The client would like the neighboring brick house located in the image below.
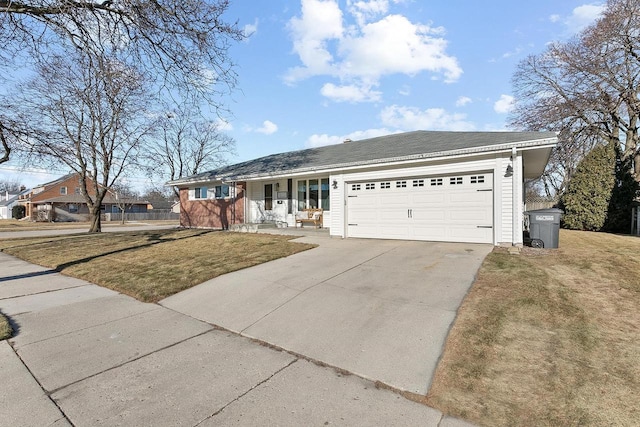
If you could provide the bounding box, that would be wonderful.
[20,173,148,222]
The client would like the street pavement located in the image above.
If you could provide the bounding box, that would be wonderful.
[0,231,485,426]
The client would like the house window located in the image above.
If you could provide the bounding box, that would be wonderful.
[298,181,307,210]
[74,187,80,194]
[60,186,67,195]
[470,175,485,184]
[412,179,424,187]
[214,184,230,199]
[194,187,207,199]
[450,177,463,185]
[380,182,391,189]
[264,184,273,211]
[396,181,407,188]
[309,179,319,208]
[430,178,443,186]
[299,178,330,210]
[320,178,330,210]
[365,183,375,190]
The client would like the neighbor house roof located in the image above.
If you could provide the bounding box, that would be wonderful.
[167,130,558,185]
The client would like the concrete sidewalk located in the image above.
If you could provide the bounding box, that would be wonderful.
[0,250,476,426]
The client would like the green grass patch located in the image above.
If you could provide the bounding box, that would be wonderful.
[0,229,315,303]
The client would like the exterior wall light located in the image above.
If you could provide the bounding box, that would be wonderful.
[505,164,513,177]
[332,180,338,189]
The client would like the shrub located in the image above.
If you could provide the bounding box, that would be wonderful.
[12,205,26,220]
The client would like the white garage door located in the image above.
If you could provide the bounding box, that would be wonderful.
[346,173,493,243]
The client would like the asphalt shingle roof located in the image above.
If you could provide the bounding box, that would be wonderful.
[169,130,557,185]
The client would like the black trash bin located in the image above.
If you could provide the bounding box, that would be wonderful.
[524,208,563,249]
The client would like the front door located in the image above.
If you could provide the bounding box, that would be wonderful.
[264,184,273,212]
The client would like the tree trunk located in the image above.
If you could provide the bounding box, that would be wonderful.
[88,206,102,232]
[121,208,125,225]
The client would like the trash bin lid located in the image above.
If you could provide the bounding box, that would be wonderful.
[524,208,564,215]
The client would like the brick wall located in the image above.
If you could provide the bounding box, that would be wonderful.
[30,175,87,203]
[179,182,245,229]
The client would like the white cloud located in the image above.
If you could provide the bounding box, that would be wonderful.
[286,0,462,101]
[214,118,233,131]
[455,96,472,107]
[306,127,396,148]
[243,19,259,40]
[320,82,382,102]
[562,4,605,34]
[347,0,390,26]
[494,94,514,114]
[398,85,410,96]
[286,0,344,82]
[380,104,475,131]
[256,120,278,135]
[339,15,461,82]
[549,14,561,23]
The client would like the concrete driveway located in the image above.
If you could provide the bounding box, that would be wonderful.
[0,238,483,426]
[162,235,492,394]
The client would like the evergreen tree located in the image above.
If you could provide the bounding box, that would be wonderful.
[604,146,639,233]
[561,143,616,231]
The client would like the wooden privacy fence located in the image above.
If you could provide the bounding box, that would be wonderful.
[525,196,559,211]
[105,211,179,222]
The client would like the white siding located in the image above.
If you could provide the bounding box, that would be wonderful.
[498,152,524,245]
[329,174,345,237]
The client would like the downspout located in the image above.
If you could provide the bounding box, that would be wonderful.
[512,146,518,246]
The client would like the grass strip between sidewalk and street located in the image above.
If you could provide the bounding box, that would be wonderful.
[0,229,315,303]
[426,229,640,426]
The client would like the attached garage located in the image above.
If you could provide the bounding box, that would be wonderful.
[168,131,557,246]
[346,173,493,243]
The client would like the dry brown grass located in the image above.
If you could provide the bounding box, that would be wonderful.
[0,229,314,302]
[426,229,640,426]
[0,219,179,231]
[0,312,11,340]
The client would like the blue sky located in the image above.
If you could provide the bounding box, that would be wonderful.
[1,0,605,190]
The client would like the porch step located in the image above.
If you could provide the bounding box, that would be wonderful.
[229,222,286,233]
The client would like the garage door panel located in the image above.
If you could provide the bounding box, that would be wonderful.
[411,193,446,204]
[448,192,491,204]
[448,226,493,244]
[346,173,494,244]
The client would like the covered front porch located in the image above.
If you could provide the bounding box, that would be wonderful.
[245,176,332,229]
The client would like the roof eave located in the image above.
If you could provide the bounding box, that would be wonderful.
[167,137,558,186]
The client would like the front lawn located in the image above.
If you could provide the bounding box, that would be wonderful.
[0,229,315,302]
[426,230,640,426]
[0,219,179,232]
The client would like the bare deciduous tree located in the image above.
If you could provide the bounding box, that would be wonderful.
[510,0,640,195]
[0,0,245,163]
[148,105,235,197]
[111,182,140,224]
[9,52,155,232]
